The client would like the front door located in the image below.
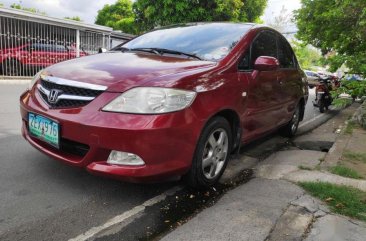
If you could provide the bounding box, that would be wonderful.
[238,31,283,141]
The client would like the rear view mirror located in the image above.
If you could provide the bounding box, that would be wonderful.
[253,56,280,71]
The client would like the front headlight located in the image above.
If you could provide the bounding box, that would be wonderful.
[102,87,196,114]
[28,70,43,90]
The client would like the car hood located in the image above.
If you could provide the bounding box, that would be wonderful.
[45,52,217,92]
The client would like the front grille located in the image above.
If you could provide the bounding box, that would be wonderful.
[40,79,102,97]
[60,138,90,157]
[39,91,89,108]
[37,76,106,109]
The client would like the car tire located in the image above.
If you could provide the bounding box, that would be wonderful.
[185,116,232,188]
[280,104,300,137]
[319,101,325,113]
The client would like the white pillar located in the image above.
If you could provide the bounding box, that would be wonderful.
[76,29,80,57]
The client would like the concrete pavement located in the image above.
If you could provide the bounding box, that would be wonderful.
[159,103,366,241]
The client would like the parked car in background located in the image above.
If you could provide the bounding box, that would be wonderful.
[344,73,364,81]
[20,23,308,188]
[0,43,87,76]
[304,70,320,88]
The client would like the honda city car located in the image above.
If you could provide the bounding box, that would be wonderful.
[20,23,308,188]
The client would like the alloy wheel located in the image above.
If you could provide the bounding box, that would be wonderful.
[291,107,300,133]
[201,128,229,180]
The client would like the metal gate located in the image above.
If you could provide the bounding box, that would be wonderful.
[0,8,133,78]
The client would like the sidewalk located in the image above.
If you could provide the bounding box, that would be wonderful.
[160,103,366,241]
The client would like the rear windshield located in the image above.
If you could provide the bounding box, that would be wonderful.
[121,23,252,61]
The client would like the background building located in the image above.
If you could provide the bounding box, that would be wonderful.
[0,7,134,78]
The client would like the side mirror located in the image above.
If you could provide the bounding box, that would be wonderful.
[253,56,280,71]
[98,47,107,54]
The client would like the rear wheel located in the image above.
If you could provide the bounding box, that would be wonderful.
[319,101,325,113]
[185,117,232,188]
[280,104,300,137]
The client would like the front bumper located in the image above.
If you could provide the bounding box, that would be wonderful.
[20,90,204,182]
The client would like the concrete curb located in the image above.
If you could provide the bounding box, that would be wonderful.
[284,170,366,192]
[0,78,31,85]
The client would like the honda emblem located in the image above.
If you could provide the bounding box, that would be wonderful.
[48,89,61,103]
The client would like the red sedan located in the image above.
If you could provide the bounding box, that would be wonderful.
[20,23,308,188]
[1,43,86,75]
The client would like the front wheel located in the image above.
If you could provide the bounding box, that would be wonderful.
[185,117,232,188]
[280,104,300,137]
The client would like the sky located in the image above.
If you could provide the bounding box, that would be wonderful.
[0,0,302,26]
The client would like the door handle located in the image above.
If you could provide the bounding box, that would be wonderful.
[279,80,283,85]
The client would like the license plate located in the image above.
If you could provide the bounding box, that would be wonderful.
[28,113,60,148]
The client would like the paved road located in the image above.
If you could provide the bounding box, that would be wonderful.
[0,84,323,240]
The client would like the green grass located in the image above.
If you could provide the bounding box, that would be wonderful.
[344,121,356,135]
[343,150,366,163]
[332,98,353,108]
[298,165,313,171]
[329,165,362,179]
[299,182,366,221]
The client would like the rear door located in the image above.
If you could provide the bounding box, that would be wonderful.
[238,30,283,141]
[276,35,303,124]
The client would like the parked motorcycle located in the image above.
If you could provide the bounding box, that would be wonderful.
[313,77,333,113]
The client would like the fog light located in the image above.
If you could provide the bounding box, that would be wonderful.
[107,151,145,166]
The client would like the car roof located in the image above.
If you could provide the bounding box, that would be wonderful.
[155,22,256,30]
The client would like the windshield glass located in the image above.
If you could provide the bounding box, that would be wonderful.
[121,23,253,61]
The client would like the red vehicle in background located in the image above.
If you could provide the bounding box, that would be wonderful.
[0,43,87,76]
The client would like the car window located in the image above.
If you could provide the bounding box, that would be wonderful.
[121,23,253,61]
[277,36,296,68]
[31,44,44,51]
[31,43,67,52]
[238,51,250,70]
[250,31,277,68]
[51,45,67,52]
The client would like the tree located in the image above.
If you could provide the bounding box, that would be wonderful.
[95,0,138,34]
[64,16,83,22]
[10,3,47,15]
[291,40,324,70]
[295,0,366,73]
[133,0,267,32]
[268,5,292,33]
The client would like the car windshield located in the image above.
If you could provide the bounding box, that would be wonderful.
[120,23,253,61]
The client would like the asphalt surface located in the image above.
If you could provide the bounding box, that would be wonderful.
[0,84,327,241]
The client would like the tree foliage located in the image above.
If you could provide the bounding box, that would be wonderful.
[331,80,366,108]
[268,6,292,33]
[95,0,137,34]
[295,0,366,73]
[10,3,47,15]
[291,40,324,70]
[95,0,267,34]
[133,0,267,32]
[64,16,83,22]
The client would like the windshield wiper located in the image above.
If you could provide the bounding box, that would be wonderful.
[130,47,203,60]
[112,46,130,52]
[129,48,161,55]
